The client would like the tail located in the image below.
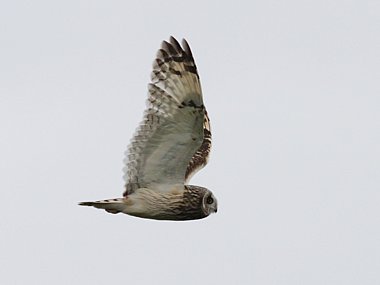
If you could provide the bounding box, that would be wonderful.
[78,198,125,214]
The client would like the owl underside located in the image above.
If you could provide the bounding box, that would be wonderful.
[79,185,208,221]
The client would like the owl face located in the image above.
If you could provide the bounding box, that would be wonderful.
[202,191,218,216]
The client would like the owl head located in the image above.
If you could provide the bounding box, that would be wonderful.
[181,185,218,220]
[202,190,218,216]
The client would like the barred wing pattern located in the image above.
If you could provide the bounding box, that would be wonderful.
[123,37,210,196]
[185,110,212,183]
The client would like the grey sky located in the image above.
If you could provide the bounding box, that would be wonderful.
[1,0,379,284]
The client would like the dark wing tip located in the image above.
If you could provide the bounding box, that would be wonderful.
[181,38,194,58]
[169,36,183,54]
[158,37,194,61]
[161,40,178,56]
[156,48,169,60]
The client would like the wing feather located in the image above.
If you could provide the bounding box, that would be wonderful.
[123,37,206,196]
[185,110,212,183]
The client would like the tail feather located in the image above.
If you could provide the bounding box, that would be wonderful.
[78,198,125,214]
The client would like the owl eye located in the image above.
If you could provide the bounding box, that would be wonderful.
[206,196,214,204]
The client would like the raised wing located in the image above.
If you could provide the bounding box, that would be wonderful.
[185,110,212,183]
[123,37,205,196]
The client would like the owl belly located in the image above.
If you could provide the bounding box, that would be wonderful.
[122,187,204,221]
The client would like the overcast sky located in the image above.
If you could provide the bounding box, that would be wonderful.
[1,1,379,284]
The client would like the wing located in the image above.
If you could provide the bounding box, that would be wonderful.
[123,37,205,196]
[184,110,212,183]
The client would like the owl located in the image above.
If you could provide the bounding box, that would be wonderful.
[79,37,217,221]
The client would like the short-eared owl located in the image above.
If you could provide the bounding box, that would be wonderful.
[79,37,217,221]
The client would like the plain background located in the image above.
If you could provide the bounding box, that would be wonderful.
[1,1,379,284]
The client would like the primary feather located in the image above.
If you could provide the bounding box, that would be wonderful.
[123,37,209,195]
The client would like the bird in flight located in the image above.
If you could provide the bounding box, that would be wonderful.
[79,37,217,221]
